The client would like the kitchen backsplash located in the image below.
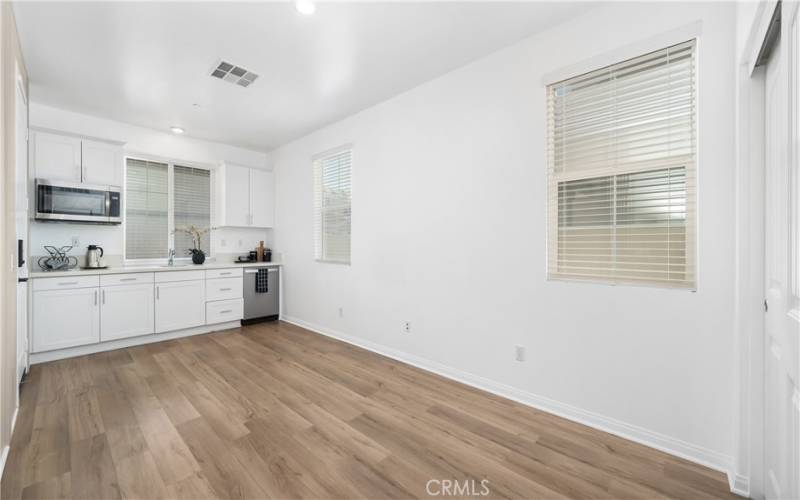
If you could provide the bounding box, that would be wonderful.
[30,221,272,263]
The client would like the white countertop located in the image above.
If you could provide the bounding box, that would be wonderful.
[29,260,281,278]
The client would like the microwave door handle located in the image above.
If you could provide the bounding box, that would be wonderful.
[105,191,111,217]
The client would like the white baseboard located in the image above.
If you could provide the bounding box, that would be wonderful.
[281,316,735,481]
[728,472,750,497]
[0,407,19,485]
[0,445,8,483]
[30,321,241,364]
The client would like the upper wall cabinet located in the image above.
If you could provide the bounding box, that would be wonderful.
[215,162,274,228]
[32,129,123,186]
[81,139,123,186]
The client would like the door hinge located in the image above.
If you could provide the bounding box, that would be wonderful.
[764,299,769,312]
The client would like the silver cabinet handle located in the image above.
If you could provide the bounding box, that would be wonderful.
[102,289,106,304]
[219,272,231,276]
[59,281,79,286]
[220,309,232,314]
[94,290,98,305]
[219,287,231,291]
[119,277,136,282]
[156,286,160,300]
[244,270,258,274]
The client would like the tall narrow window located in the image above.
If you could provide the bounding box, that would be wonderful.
[174,165,211,256]
[314,147,352,264]
[547,40,697,289]
[125,159,168,259]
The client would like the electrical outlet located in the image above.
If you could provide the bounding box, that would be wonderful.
[238,239,243,248]
[220,239,227,248]
[338,307,344,318]
[71,236,80,248]
[515,345,525,362]
[403,321,411,333]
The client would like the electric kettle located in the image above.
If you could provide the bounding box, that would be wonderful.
[86,245,105,268]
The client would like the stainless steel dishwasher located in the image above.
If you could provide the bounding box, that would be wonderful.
[242,266,279,324]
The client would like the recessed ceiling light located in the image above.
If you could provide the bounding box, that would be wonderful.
[170,126,185,134]
[295,0,315,15]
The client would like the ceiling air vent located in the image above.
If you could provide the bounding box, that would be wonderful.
[210,61,259,88]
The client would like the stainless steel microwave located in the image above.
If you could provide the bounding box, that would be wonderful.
[35,179,121,224]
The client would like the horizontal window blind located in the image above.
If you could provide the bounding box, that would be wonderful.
[174,165,211,256]
[547,40,696,288]
[126,159,168,259]
[314,148,352,264]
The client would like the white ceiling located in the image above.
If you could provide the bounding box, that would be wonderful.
[14,1,590,152]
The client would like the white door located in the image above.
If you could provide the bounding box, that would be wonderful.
[155,280,205,333]
[764,5,800,498]
[32,288,100,352]
[100,284,154,341]
[82,139,122,186]
[15,66,28,386]
[250,168,274,228]
[224,163,251,226]
[32,131,82,182]
[16,282,27,383]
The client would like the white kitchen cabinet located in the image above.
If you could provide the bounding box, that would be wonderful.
[155,279,206,333]
[32,129,123,186]
[206,298,243,324]
[32,130,82,182]
[100,284,155,341]
[250,168,275,228]
[216,162,274,228]
[82,139,122,186]
[32,287,100,352]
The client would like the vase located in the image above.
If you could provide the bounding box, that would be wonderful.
[191,250,206,265]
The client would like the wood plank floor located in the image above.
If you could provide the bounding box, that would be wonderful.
[2,321,737,500]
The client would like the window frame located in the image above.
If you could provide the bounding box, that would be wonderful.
[123,154,214,265]
[545,40,698,290]
[313,144,353,265]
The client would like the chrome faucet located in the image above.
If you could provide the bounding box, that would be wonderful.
[167,248,175,266]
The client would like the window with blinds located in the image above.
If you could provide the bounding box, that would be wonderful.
[314,148,352,264]
[126,159,168,259]
[125,159,212,261]
[174,165,211,256]
[547,40,696,289]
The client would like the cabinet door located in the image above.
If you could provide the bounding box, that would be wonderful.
[100,284,154,341]
[223,163,251,227]
[82,140,122,186]
[33,131,82,182]
[154,280,206,333]
[250,169,274,228]
[32,287,99,352]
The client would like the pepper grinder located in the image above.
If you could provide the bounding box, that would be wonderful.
[257,241,265,262]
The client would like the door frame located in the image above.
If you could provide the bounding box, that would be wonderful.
[734,1,800,497]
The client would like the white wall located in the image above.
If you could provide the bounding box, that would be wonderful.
[272,1,737,472]
[29,102,272,260]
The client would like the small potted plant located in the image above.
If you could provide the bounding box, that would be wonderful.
[173,224,212,265]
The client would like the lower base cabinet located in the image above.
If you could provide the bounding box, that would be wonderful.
[155,279,206,333]
[206,298,243,324]
[33,287,100,352]
[100,284,155,341]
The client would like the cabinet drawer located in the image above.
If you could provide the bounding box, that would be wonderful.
[206,277,243,301]
[155,269,206,283]
[206,298,243,324]
[100,272,154,286]
[33,275,99,291]
[206,268,243,279]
